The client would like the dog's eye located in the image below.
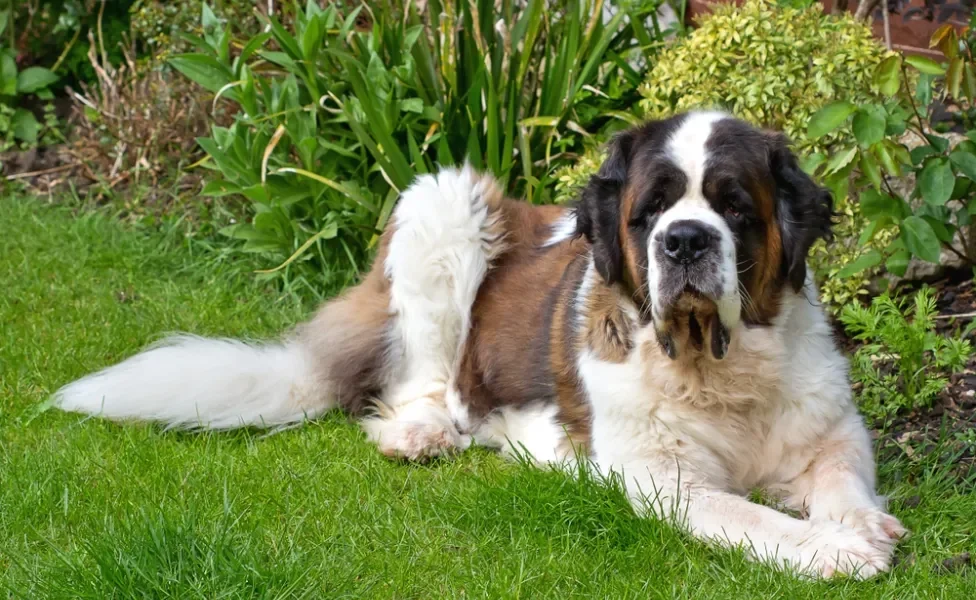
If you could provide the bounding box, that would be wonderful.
[630,194,663,227]
[723,192,748,219]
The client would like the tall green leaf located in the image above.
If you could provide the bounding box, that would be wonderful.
[901,216,942,263]
[918,157,955,206]
[16,66,58,94]
[808,101,856,140]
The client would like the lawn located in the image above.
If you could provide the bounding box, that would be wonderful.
[2,196,975,598]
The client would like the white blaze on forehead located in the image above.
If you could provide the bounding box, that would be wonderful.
[647,110,741,330]
[665,111,728,197]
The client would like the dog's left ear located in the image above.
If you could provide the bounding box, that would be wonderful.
[575,129,636,285]
[767,132,834,292]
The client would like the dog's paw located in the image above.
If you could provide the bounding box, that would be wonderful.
[378,420,466,461]
[839,508,907,551]
[362,397,469,462]
[792,519,893,580]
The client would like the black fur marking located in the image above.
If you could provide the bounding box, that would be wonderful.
[710,321,730,360]
[575,116,687,287]
[575,130,634,285]
[767,132,835,292]
[657,330,677,360]
[688,313,704,352]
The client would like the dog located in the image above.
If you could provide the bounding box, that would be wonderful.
[55,111,905,579]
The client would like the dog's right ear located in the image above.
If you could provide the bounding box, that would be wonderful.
[575,130,635,285]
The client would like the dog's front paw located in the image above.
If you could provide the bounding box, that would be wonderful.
[361,396,469,462]
[793,519,893,579]
[838,507,907,551]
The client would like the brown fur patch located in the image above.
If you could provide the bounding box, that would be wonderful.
[742,181,785,324]
[548,255,592,448]
[583,284,633,364]
[300,228,395,415]
[650,293,722,360]
[618,187,649,307]
[455,203,593,445]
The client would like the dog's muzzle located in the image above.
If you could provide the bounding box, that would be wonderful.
[653,219,730,361]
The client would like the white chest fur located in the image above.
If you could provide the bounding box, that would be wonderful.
[579,285,853,496]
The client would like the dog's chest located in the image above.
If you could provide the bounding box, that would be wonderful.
[582,328,788,489]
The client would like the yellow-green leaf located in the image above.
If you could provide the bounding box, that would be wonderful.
[905,55,945,76]
[874,55,903,97]
[948,57,964,99]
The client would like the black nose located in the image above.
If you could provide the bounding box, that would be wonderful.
[662,221,712,264]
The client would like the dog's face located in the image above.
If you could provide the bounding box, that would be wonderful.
[576,112,833,360]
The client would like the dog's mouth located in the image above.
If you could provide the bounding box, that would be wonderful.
[654,288,730,362]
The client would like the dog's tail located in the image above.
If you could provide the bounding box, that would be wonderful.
[53,334,333,429]
[54,245,396,430]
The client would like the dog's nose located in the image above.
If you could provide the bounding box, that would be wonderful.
[662,221,712,264]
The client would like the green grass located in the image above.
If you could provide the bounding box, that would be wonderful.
[2,196,975,598]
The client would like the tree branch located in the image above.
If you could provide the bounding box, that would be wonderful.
[881,3,892,50]
[855,0,881,22]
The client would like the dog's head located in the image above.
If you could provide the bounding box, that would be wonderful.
[575,111,833,361]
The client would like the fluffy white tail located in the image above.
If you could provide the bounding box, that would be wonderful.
[54,335,333,429]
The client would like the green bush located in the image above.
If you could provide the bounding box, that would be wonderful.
[811,23,976,286]
[0,8,60,150]
[638,0,890,154]
[841,287,972,420]
[5,1,136,89]
[175,0,673,294]
[131,0,260,62]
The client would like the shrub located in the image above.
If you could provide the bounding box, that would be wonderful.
[841,287,972,421]
[130,0,262,62]
[0,8,60,151]
[7,0,137,89]
[175,0,673,294]
[638,0,891,154]
[554,144,607,204]
[811,23,976,285]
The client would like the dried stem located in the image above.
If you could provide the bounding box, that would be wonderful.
[881,3,892,50]
[855,0,881,21]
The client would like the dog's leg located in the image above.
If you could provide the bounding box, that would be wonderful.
[611,460,892,579]
[780,412,907,555]
[362,165,507,461]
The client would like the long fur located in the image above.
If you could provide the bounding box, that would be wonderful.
[54,335,331,429]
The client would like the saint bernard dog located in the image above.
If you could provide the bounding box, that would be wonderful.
[55,111,906,578]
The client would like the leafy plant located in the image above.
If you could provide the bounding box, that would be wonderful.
[840,287,972,420]
[638,0,891,154]
[3,0,137,89]
[0,5,60,150]
[554,143,608,204]
[173,0,673,292]
[810,22,976,282]
[130,0,263,62]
